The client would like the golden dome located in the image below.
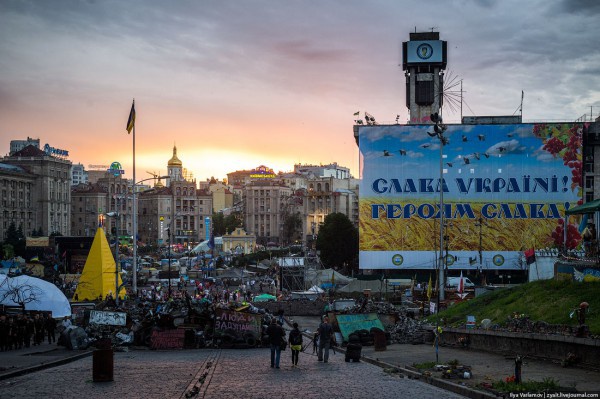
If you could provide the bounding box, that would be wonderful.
[168,145,182,167]
[155,178,164,188]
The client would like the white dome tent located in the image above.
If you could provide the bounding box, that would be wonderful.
[0,274,71,318]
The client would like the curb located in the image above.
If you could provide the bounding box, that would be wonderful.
[336,346,498,399]
[0,350,94,381]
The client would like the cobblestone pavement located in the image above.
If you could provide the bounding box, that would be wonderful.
[0,348,466,399]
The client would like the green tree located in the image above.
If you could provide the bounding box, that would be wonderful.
[316,213,358,273]
[281,212,302,246]
[224,213,242,234]
[212,212,225,236]
[3,222,25,257]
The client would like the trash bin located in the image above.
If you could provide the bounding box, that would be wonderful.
[373,329,387,352]
[93,338,113,382]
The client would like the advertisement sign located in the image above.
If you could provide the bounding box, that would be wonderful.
[358,123,586,270]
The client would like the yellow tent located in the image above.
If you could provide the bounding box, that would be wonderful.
[72,228,125,302]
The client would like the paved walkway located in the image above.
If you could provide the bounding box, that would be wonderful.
[290,316,600,394]
[0,347,464,399]
[1,316,599,398]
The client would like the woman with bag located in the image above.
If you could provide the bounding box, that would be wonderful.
[288,322,303,368]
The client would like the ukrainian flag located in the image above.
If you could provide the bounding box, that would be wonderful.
[126,100,135,134]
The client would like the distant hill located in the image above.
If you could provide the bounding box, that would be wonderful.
[431,279,600,335]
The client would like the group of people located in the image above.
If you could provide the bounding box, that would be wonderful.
[266,315,336,369]
[0,312,57,351]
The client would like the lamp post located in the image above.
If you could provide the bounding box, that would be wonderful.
[167,226,172,298]
[132,175,169,295]
[429,112,448,302]
[106,211,120,305]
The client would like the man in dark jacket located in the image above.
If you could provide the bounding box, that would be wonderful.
[317,316,334,363]
[266,318,285,369]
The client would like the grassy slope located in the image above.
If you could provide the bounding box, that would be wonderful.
[431,279,600,335]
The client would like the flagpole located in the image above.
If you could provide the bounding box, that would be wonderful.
[132,99,138,296]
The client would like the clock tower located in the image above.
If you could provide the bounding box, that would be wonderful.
[402,32,447,124]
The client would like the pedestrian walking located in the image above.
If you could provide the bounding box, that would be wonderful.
[288,322,303,367]
[317,316,335,363]
[266,318,285,369]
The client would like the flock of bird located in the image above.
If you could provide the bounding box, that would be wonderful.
[381,131,511,166]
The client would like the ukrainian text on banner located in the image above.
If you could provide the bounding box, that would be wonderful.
[358,123,587,270]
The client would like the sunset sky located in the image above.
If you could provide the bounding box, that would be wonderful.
[1,0,599,182]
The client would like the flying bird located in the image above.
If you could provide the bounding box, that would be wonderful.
[478,134,485,141]
[473,152,480,160]
[499,146,506,152]
[483,152,490,158]
[463,157,471,165]
[507,133,514,137]
[420,143,430,148]
[462,135,468,142]
[446,162,453,167]
[399,149,407,155]
[383,150,392,157]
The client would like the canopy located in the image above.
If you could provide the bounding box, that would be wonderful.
[253,293,276,302]
[565,199,600,215]
[0,274,71,318]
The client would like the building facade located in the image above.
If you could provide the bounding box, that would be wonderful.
[3,145,72,236]
[0,163,36,241]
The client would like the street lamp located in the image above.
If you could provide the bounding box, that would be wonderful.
[428,112,448,302]
[132,175,169,295]
[105,211,120,305]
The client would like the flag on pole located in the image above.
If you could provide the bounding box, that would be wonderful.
[525,248,536,265]
[427,274,432,300]
[126,101,136,134]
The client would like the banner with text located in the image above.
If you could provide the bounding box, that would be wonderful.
[358,123,586,270]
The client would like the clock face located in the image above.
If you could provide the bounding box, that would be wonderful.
[416,43,433,60]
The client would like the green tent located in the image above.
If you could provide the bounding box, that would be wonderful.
[565,199,600,215]
[253,293,276,302]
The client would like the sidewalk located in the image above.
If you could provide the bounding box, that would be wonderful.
[0,340,92,380]
[290,316,600,395]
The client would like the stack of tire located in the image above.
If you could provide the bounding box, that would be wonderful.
[355,329,373,346]
[218,329,258,349]
[345,333,362,362]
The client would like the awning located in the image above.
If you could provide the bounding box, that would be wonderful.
[565,199,600,215]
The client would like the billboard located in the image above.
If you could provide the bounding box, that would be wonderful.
[358,123,586,270]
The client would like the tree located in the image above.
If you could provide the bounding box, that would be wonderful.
[0,277,43,314]
[3,222,25,257]
[224,213,242,234]
[281,212,302,246]
[316,213,358,273]
[212,212,226,236]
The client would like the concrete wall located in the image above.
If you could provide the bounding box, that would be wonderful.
[427,327,600,368]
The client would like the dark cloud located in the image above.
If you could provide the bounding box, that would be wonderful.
[554,0,600,15]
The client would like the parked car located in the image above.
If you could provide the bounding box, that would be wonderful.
[446,276,475,288]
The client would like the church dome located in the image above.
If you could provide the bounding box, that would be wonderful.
[168,146,182,167]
